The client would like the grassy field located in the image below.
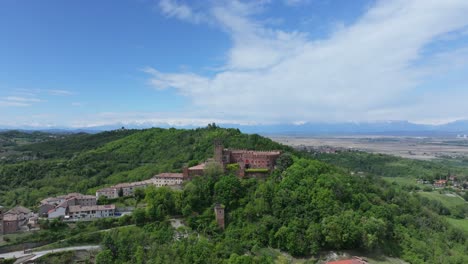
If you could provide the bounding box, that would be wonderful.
[445,217,468,233]
[417,191,466,209]
[0,231,37,247]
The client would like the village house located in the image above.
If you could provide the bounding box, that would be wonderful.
[47,200,69,219]
[39,193,97,218]
[152,173,185,187]
[96,179,154,199]
[96,173,187,199]
[433,179,447,188]
[183,163,206,178]
[67,204,116,220]
[1,206,34,234]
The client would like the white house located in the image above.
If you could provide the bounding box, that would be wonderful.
[151,173,184,187]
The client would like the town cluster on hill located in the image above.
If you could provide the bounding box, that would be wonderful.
[0,141,283,236]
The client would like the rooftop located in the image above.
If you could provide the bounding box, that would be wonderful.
[5,206,32,215]
[69,204,116,213]
[153,173,184,179]
[189,163,206,170]
[229,149,281,155]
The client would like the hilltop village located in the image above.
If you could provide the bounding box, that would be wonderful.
[0,142,282,235]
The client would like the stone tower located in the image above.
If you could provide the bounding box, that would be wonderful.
[214,203,225,230]
[214,140,224,165]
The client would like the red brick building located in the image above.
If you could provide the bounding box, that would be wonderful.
[214,141,281,173]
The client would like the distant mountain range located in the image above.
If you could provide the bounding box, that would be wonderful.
[3,120,468,136]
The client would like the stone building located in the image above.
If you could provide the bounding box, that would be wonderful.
[39,193,97,217]
[183,163,206,178]
[68,204,116,220]
[96,179,153,199]
[214,141,281,177]
[214,203,225,230]
[2,206,33,234]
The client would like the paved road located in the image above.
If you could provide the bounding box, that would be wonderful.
[0,245,100,261]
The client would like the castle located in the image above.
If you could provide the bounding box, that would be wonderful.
[214,141,281,170]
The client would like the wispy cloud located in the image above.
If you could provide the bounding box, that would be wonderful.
[0,96,44,107]
[0,100,30,107]
[149,0,468,124]
[158,0,206,24]
[3,96,43,102]
[47,89,74,96]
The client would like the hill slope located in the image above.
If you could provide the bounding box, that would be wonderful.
[0,126,292,206]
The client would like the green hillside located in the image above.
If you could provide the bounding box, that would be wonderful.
[1,127,467,263]
[0,126,292,206]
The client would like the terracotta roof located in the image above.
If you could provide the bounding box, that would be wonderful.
[57,200,69,208]
[76,195,97,199]
[153,173,184,179]
[6,206,31,215]
[97,187,117,192]
[69,204,115,213]
[114,180,151,189]
[189,163,206,170]
[327,258,367,264]
[229,150,281,155]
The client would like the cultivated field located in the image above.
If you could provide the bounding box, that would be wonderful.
[270,136,468,160]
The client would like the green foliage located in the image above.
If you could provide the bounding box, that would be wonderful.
[276,152,294,172]
[204,161,224,177]
[245,168,269,173]
[145,186,176,221]
[35,251,75,264]
[96,249,114,264]
[214,175,243,208]
[0,127,292,206]
[226,163,240,172]
[315,151,468,182]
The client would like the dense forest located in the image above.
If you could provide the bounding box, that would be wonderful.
[1,127,467,263]
[95,156,468,263]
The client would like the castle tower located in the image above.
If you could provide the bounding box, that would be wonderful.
[214,140,224,165]
[214,203,225,230]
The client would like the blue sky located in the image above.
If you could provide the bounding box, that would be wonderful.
[1,0,468,128]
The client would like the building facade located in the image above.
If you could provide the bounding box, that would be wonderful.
[152,173,185,187]
[68,205,116,220]
[2,206,33,234]
[214,141,281,176]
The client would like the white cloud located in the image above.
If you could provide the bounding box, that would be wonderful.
[3,96,42,102]
[158,0,205,23]
[149,0,468,124]
[0,100,30,107]
[47,89,74,96]
[0,96,44,107]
